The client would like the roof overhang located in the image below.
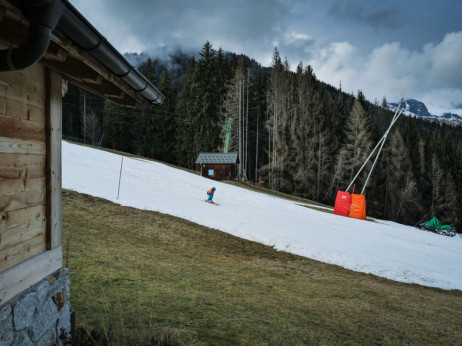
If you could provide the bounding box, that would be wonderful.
[0,0,164,108]
[195,152,240,165]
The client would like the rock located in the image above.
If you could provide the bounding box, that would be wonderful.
[13,292,37,331]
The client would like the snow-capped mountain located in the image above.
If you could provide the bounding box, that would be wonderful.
[388,99,462,126]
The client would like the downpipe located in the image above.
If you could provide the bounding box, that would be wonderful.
[0,0,64,71]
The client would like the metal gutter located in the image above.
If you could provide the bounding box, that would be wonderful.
[0,0,64,71]
[56,0,164,105]
[0,0,164,106]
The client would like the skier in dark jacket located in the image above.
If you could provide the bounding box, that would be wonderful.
[207,187,216,203]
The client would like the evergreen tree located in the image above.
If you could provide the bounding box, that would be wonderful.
[175,42,230,168]
[382,128,420,223]
[156,68,178,163]
[175,56,198,167]
[336,96,374,191]
[60,44,462,226]
[265,48,294,190]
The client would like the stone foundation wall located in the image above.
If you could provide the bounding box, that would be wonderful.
[0,268,72,345]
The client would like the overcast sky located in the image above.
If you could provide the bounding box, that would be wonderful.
[69,0,462,115]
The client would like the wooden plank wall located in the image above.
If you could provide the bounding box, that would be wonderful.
[46,70,62,250]
[201,164,235,181]
[0,64,47,273]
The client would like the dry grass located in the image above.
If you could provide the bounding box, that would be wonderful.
[63,190,462,345]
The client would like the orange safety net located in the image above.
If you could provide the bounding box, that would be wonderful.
[348,194,366,220]
[333,190,351,216]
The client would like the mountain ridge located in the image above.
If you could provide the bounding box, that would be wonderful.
[388,99,462,126]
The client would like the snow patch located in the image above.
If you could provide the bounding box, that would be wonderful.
[63,141,462,290]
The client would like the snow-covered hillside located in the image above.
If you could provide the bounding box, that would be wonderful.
[62,141,462,290]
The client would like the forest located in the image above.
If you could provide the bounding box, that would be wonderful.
[62,41,462,226]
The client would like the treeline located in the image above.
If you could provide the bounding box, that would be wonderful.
[62,42,462,225]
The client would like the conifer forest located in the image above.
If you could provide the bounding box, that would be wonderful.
[62,42,462,226]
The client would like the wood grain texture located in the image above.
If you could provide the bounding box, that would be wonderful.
[0,230,46,272]
[0,190,45,213]
[0,205,46,249]
[46,69,62,250]
[0,136,46,155]
[0,65,46,124]
[0,176,45,197]
[0,246,62,305]
[0,153,45,180]
[0,98,45,123]
[0,115,45,142]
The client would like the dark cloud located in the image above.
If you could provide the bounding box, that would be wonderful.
[328,0,401,30]
[70,0,462,114]
[82,0,295,52]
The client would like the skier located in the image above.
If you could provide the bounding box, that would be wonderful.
[206,187,216,203]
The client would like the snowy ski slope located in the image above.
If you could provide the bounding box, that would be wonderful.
[62,141,462,290]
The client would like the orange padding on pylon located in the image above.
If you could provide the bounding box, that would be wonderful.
[334,190,351,216]
[348,194,366,220]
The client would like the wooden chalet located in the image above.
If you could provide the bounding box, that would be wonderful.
[0,0,163,341]
[196,152,239,180]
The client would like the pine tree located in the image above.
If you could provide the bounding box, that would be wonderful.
[336,96,374,191]
[220,57,250,179]
[382,128,420,223]
[156,68,178,163]
[265,48,294,190]
[175,42,229,168]
[175,56,198,167]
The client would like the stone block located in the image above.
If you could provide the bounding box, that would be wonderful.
[13,292,37,331]
[0,305,12,324]
[49,269,70,303]
[35,281,51,310]
[36,329,56,346]
[13,331,34,346]
[30,299,58,342]
[57,302,72,345]
[52,290,65,312]
[0,309,13,346]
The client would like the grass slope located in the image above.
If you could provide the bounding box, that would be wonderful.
[63,190,462,345]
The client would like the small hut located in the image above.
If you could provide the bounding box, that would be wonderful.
[196,152,239,180]
[0,0,163,343]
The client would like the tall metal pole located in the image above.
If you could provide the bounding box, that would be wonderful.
[83,91,86,144]
[345,98,404,193]
[361,104,404,194]
[238,79,242,179]
[255,111,259,183]
[245,68,249,181]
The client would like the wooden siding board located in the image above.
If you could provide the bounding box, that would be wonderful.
[46,69,62,250]
[0,205,46,248]
[2,66,46,98]
[0,136,46,155]
[0,219,45,250]
[1,98,45,123]
[0,246,62,305]
[0,115,45,142]
[0,190,44,213]
[0,67,47,275]
[0,153,46,180]
[0,65,46,126]
[202,164,235,181]
[0,176,46,197]
[0,231,46,272]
